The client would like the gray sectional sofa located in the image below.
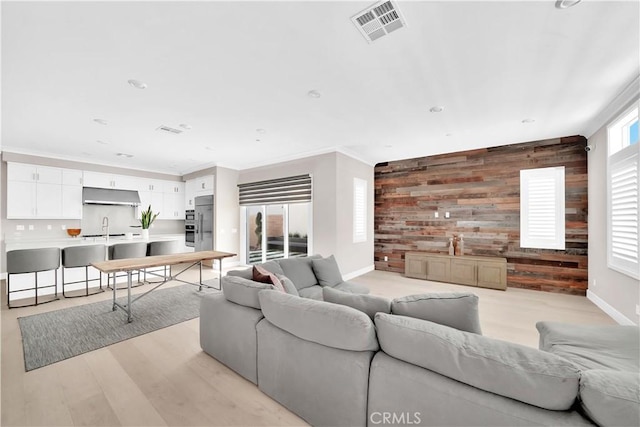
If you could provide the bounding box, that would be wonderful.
[200,256,640,427]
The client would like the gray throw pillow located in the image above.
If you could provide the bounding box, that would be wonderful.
[222,275,274,309]
[311,255,343,287]
[579,370,640,427]
[278,255,321,290]
[276,274,299,296]
[375,313,581,411]
[391,293,482,334]
[323,287,390,319]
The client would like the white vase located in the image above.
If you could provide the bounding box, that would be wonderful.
[141,229,149,240]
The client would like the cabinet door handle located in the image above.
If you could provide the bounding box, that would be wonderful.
[37,173,40,181]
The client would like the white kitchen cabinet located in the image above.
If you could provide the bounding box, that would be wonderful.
[139,191,164,216]
[83,171,138,190]
[62,168,83,186]
[164,181,184,194]
[162,192,185,219]
[7,163,63,219]
[139,179,164,193]
[61,168,83,219]
[185,179,197,208]
[195,175,215,196]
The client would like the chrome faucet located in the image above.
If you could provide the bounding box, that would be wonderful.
[102,216,110,241]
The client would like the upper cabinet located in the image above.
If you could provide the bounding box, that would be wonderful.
[6,163,66,219]
[185,175,214,209]
[83,171,138,190]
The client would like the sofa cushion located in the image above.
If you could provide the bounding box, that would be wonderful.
[253,265,285,292]
[323,287,390,319]
[260,260,285,276]
[277,255,321,290]
[375,313,580,411]
[391,293,482,334]
[334,281,370,295]
[258,290,379,352]
[275,274,299,296]
[311,255,343,287]
[222,276,274,309]
[536,321,640,372]
[579,370,640,427]
[226,268,253,280]
[298,285,323,300]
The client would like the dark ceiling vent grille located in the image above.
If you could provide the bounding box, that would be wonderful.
[156,125,183,134]
[351,0,407,43]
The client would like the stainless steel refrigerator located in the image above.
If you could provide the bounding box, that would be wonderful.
[194,195,214,251]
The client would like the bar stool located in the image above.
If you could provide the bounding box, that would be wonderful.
[6,247,60,308]
[61,244,106,298]
[146,240,180,282]
[108,242,148,289]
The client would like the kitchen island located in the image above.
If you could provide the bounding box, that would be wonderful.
[4,234,192,302]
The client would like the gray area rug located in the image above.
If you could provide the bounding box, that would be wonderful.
[18,284,212,371]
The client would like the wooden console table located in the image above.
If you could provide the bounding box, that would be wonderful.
[405,252,507,290]
[93,250,236,322]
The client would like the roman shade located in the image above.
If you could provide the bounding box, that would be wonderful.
[238,174,311,206]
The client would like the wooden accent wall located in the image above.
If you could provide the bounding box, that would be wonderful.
[374,136,588,295]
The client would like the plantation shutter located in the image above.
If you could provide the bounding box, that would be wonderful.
[238,174,312,206]
[520,167,566,250]
[608,147,639,278]
[353,178,367,243]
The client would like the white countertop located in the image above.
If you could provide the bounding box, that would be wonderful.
[5,234,186,251]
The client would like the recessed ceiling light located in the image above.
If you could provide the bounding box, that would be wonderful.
[384,144,393,148]
[116,152,134,158]
[96,140,108,145]
[93,118,108,125]
[205,146,213,151]
[127,79,147,89]
[445,133,453,137]
[429,106,445,113]
[555,0,582,9]
[256,128,267,134]
[255,139,261,142]
[307,90,321,98]
[521,118,536,124]
[179,123,192,130]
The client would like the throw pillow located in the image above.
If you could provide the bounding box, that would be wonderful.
[391,293,482,334]
[222,275,273,309]
[253,265,285,292]
[322,286,390,319]
[311,255,343,287]
[276,274,299,296]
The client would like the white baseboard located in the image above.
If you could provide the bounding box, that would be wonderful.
[343,264,375,281]
[587,290,637,325]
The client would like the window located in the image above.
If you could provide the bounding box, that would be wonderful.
[607,103,639,279]
[239,175,312,264]
[353,178,367,243]
[520,167,566,250]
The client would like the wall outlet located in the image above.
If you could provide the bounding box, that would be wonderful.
[16,225,24,231]
[28,225,34,231]
[592,279,597,289]
[434,212,439,218]
[61,225,67,230]
[636,304,640,316]
[231,228,238,234]
[47,225,52,230]
[384,256,388,262]
[445,211,450,219]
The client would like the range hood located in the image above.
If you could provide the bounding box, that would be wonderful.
[82,187,141,206]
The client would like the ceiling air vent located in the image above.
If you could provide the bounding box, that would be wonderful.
[351,0,407,43]
[156,125,183,135]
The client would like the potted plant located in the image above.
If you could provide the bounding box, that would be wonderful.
[140,205,159,239]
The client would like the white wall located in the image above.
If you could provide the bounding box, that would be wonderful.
[213,166,240,265]
[587,98,640,325]
[239,152,375,277]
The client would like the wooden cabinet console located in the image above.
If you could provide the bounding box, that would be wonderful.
[405,252,507,290]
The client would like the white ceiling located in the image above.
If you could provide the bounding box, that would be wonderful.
[2,1,639,175]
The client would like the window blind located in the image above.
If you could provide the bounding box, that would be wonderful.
[608,147,639,278]
[520,167,566,250]
[238,174,312,206]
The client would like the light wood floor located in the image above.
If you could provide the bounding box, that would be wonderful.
[1,268,615,426]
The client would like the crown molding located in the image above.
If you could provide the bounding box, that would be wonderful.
[583,75,640,138]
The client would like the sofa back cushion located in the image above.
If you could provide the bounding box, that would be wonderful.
[258,289,379,352]
[222,276,274,309]
[375,313,580,411]
[276,274,299,296]
[322,287,390,319]
[579,370,640,427]
[226,268,253,280]
[311,255,343,287]
[277,255,321,290]
[392,293,482,334]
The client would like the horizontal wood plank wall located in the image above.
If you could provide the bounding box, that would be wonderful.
[374,136,588,295]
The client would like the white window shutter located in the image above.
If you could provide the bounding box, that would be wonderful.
[520,167,566,250]
[353,178,367,243]
[608,146,639,278]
